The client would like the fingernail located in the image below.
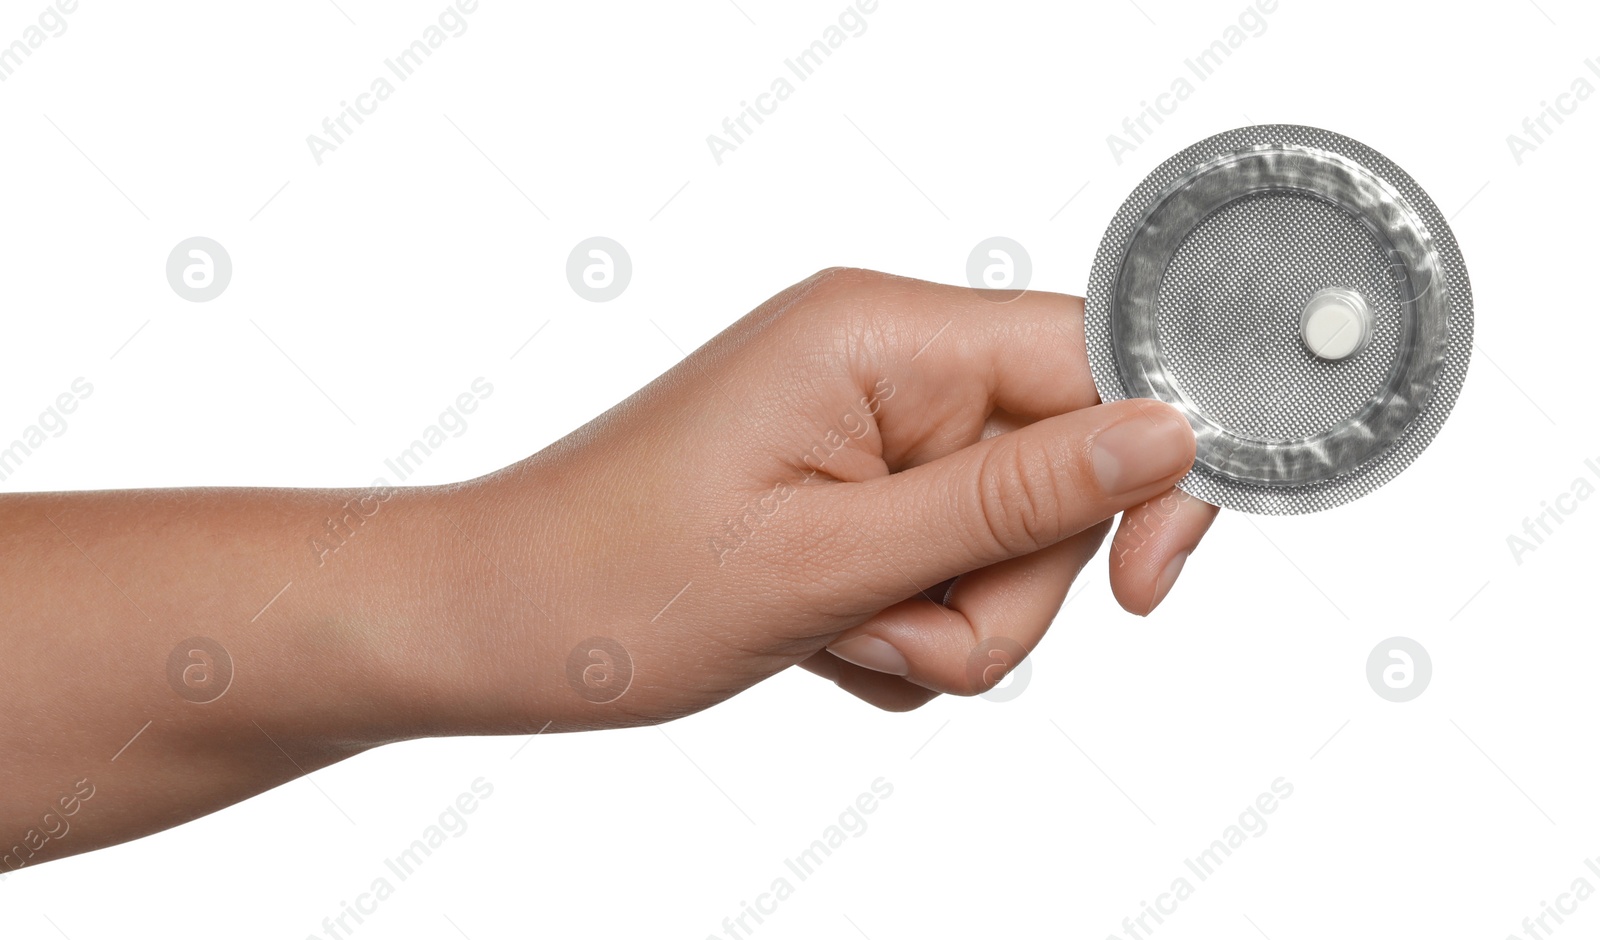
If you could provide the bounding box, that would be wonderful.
[828,636,910,677]
[1092,406,1195,495]
[1150,551,1189,613]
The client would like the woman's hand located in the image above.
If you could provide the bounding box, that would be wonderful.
[443,268,1220,727]
[0,268,1218,870]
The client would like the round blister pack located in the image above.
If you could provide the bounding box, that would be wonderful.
[1084,124,1473,514]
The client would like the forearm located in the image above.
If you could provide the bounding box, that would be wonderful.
[0,471,555,869]
[0,271,1214,874]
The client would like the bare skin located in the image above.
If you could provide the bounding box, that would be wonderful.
[0,268,1217,872]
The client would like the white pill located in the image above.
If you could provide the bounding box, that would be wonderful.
[1300,288,1372,361]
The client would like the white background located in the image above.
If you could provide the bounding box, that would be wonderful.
[2,1,1596,937]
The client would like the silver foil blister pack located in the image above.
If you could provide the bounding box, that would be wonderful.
[1085,124,1473,514]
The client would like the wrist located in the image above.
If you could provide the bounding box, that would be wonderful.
[369,465,579,741]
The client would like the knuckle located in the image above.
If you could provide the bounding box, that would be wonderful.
[785,268,935,367]
[971,436,1070,556]
[809,266,887,290]
[795,267,887,312]
[775,268,892,345]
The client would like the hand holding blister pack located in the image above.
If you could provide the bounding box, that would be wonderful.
[1085,125,1473,514]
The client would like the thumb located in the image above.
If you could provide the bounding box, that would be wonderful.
[824,398,1196,600]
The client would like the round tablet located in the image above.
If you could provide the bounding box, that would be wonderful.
[1300,287,1373,360]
